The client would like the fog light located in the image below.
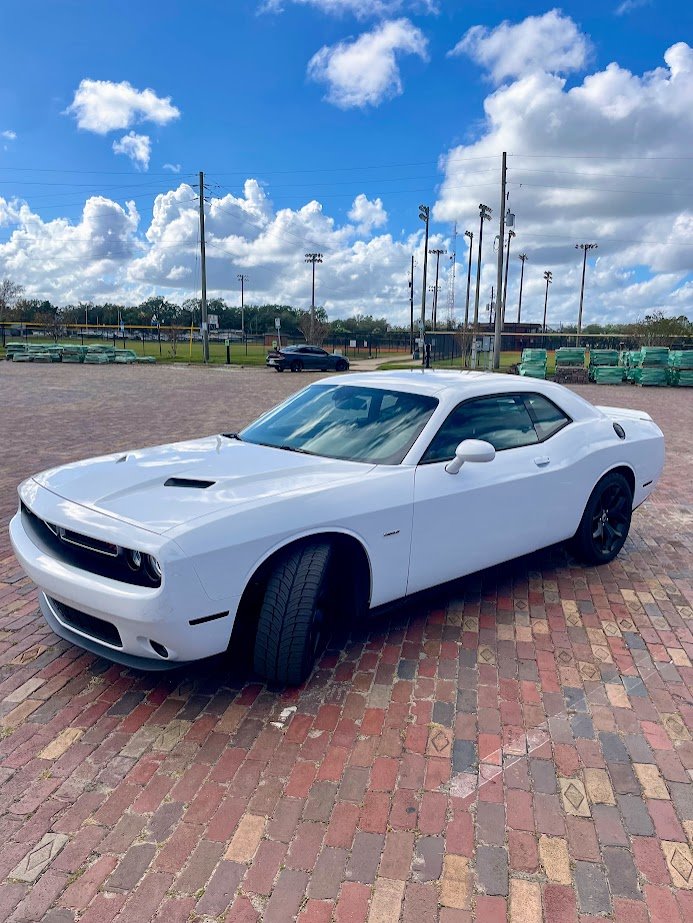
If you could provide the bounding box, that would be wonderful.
[127,549,142,570]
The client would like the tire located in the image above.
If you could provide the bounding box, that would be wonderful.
[253,541,333,685]
[274,366,284,372]
[572,472,633,565]
[290,360,303,372]
[335,359,348,372]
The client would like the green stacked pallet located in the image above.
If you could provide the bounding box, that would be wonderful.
[592,367,624,384]
[589,349,621,383]
[620,350,641,381]
[135,356,156,364]
[555,347,586,367]
[632,346,669,386]
[519,348,547,379]
[5,342,28,360]
[668,350,693,386]
[61,344,88,363]
[84,345,116,364]
[114,349,138,364]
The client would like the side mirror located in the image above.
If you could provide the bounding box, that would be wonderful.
[445,439,496,475]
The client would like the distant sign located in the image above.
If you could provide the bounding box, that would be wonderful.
[274,317,281,330]
[208,314,219,329]
[349,339,357,348]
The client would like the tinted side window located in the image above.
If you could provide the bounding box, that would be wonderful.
[524,394,571,440]
[421,395,538,463]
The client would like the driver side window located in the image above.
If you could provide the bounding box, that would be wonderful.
[421,395,539,464]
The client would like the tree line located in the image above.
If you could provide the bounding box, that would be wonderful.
[1,278,691,343]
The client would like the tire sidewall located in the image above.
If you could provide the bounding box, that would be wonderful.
[575,472,633,565]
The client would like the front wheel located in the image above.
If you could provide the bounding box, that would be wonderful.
[290,360,303,372]
[572,472,633,565]
[274,366,284,372]
[253,542,332,685]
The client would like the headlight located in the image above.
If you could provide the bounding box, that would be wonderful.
[146,555,162,581]
[126,549,142,570]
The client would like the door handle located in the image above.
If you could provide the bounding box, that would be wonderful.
[534,456,550,467]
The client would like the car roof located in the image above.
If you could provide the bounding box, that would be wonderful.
[313,369,598,416]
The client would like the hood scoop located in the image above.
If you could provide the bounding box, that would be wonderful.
[164,477,216,490]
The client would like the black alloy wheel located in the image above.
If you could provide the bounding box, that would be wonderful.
[573,472,633,565]
[290,359,303,372]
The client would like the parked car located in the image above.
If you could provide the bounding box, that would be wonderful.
[266,344,349,372]
[10,371,664,685]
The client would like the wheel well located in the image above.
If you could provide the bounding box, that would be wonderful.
[606,465,635,498]
[228,533,372,657]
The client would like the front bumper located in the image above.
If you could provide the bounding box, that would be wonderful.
[9,495,237,668]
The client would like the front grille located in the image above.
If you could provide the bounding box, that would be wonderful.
[21,502,161,588]
[48,596,122,647]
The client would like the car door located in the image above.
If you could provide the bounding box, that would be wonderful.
[407,392,573,594]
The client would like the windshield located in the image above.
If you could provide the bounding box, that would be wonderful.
[240,384,438,464]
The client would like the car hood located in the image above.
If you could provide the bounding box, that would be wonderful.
[33,436,375,534]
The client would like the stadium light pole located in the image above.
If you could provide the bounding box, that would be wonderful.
[542,270,553,347]
[418,205,430,367]
[428,248,447,331]
[517,253,528,323]
[305,253,323,342]
[576,243,598,343]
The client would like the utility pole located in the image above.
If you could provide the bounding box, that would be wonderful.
[418,205,430,367]
[304,253,323,342]
[408,255,415,355]
[463,229,473,366]
[542,270,552,346]
[517,253,528,323]
[237,273,248,354]
[198,171,209,363]
[501,229,515,324]
[492,152,507,370]
[473,205,492,366]
[428,248,446,330]
[576,243,598,343]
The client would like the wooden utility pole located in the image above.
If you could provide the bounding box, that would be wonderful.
[517,253,528,323]
[409,254,414,354]
[492,153,507,370]
[198,171,209,363]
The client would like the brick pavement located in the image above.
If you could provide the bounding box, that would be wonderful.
[0,362,692,922]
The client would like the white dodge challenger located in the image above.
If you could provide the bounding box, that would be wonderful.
[10,371,664,684]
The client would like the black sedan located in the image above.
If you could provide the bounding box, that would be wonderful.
[266,345,350,373]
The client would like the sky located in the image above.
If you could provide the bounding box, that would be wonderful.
[1,0,692,328]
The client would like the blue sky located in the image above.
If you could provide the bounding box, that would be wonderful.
[1,1,692,326]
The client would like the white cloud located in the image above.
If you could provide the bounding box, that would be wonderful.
[615,0,650,15]
[435,37,693,326]
[262,0,438,18]
[0,195,141,304]
[450,9,590,83]
[163,163,181,173]
[1,130,16,141]
[67,79,180,134]
[349,193,388,232]
[112,132,151,170]
[308,18,428,108]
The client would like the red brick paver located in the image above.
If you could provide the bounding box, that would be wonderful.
[0,363,692,921]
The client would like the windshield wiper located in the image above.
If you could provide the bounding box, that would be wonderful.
[275,444,313,455]
[221,432,243,441]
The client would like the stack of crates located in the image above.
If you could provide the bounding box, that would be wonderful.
[668,350,693,387]
[5,342,28,360]
[84,345,116,364]
[62,344,89,363]
[519,348,547,379]
[631,347,669,386]
[589,349,623,384]
[554,347,587,384]
[114,349,138,364]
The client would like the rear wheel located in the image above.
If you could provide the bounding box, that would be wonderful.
[253,541,333,685]
[335,359,348,372]
[290,359,303,372]
[572,472,633,565]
